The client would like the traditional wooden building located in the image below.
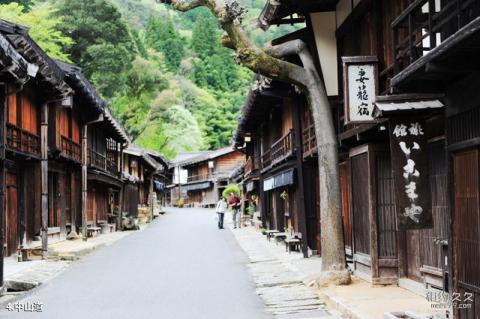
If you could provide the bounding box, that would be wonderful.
[48,61,102,241]
[85,107,129,234]
[122,145,168,223]
[0,20,72,258]
[178,148,244,207]
[0,18,171,297]
[166,151,211,207]
[236,1,480,315]
[234,78,318,257]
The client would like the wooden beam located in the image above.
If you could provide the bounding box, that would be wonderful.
[292,97,309,258]
[81,124,87,240]
[40,103,48,252]
[0,85,6,293]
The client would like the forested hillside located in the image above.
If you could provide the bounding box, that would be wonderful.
[0,0,300,158]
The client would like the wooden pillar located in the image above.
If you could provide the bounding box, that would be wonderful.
[292,97,309,258]
[118,143,124,230]
[69,170,77,237]
[81,124,87,240]
[259,174,266,228]
[0,85,6,293]
[40,103,48,252]
[149,174,154,221]
[19,167,27,248]
[59,173,66,239]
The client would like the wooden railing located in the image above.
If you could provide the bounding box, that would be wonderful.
[6,123,40,157]
[61,135,81,162]
[262,149,271,169]
[106,158,118,176]
[245,156,261,176]
[302,123,317,158]
[262,130,294,169]
[392,0,480,74]
[88,148,118,176]
[187,173,211,183]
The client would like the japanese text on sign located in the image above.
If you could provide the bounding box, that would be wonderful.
[389,118,432,230]
[347,64,376,122]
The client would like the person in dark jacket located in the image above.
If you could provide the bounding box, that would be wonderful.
[229,192,241,228]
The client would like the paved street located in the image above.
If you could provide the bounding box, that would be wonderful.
[1,208,271,319]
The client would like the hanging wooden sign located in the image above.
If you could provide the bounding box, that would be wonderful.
[342,56,379,124]
[389,118,433,230]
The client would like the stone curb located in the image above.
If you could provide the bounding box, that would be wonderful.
[47,243,108,261]
[319,289,369,319]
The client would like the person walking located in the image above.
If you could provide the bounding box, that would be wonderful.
[216,197,227,229]
[229,192,241,229]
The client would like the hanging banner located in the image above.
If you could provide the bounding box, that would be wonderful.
[342,56,378,124]
[389,118,432,230]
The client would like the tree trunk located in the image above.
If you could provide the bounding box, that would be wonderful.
[158,0,350,285]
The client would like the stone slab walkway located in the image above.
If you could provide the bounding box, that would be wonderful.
[228,215,445,319]
[228,219,341,319]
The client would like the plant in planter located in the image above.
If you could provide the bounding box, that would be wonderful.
[222,184,240,200]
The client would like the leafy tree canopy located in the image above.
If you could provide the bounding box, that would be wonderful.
[0,2,72,61]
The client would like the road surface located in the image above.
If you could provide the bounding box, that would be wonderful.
[1,208,272,319]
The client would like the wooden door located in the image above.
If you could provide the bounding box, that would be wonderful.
[419,141,449,283]
[4,171,18,256]
[406,230,422,281]
[453,148,480,318]
[375,153,397,259]
[351,153,371,256]
[87,187,95,225]
[48,173,61,228]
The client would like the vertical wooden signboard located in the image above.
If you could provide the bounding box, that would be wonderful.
[389,118,433,230]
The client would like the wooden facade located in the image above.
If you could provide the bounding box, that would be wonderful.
[179,148,244,207]
[235,0,480,316]
[0,19,169,296]
[121,146,168,222]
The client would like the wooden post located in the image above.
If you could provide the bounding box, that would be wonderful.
[118,143,124,230]
[69,170,78,237]
[19,167,27,248]
[40,103,48,253]
[81,124,87,240]
[59,173,66,240]
[149,173,154,221]
[292,97,309,258]
[0,85,6,293]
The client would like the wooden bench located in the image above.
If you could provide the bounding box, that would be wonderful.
[266,229,279,241]
[285,235,301,253]
[86,226,101,237]
[273,232,287,245]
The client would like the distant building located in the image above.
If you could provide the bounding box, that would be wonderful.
[167,148,244,207]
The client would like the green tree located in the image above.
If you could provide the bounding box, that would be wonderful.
[145,15,185,72]
[0,2,73,61]
[0,0,33,11]
[191,15,217,59]
[55,0,135,97]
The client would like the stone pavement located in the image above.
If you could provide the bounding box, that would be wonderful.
[228,215,443,319]
[228,218,341,319]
